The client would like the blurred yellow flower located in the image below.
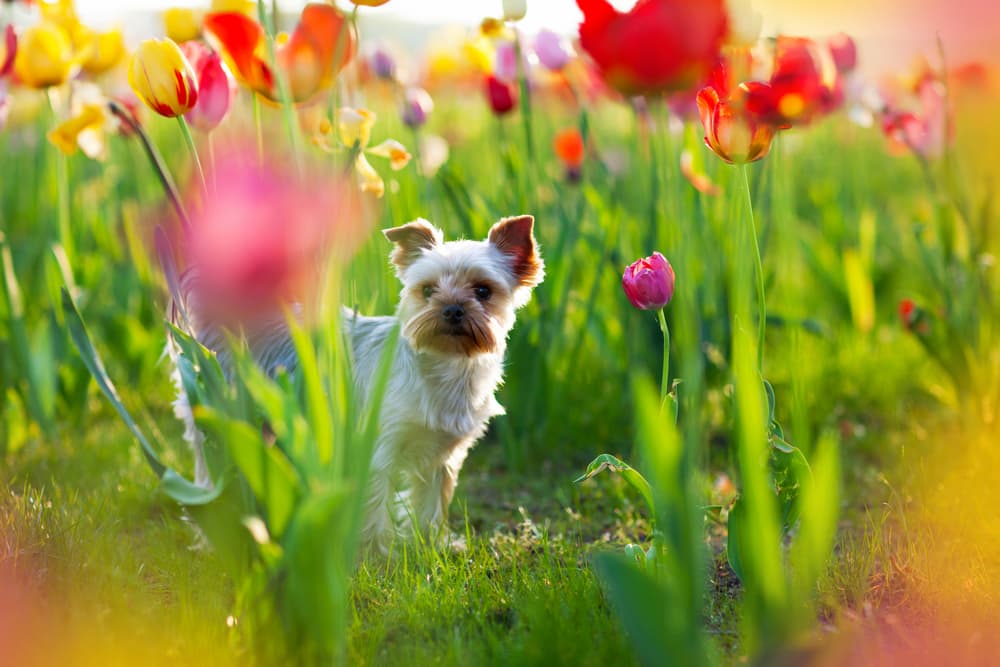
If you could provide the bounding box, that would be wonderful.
[163,8,202,44]
[14,23,78,89]
[128,38,199,118]
[462,36,494,73]
[78,26,125,75]
[350,0,393,6]
[335,107,411,198]
[210,0,257,14]
[47,103,106,158]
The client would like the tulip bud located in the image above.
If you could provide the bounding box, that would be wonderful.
[128,38,199,118]
[533,29,572,71]
[13,23,76,89]
[502,0,527,21]
[180,41,236,132]
[622,252,675,310]
[401,86,433,128]
[370,47,396,81]
[485,75,516,115]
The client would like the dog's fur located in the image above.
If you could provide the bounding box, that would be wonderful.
[171,215,543,552]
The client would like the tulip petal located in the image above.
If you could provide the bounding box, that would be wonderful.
[368,139,411,171]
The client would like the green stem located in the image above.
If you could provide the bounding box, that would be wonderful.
[46,91,74,264]
[177,116,207,195]
[657,308,671,408]
[739,162,766,372]
[513,32,536,172]
[257,0,302,172]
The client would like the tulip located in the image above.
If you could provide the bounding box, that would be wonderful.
[576,0,728,96]
[210,0,256,13]
[401,86,433,128]
[534,29,572,72]
[47,103,107,158]
[13,22,78,89]
[744,36,840,127]
[553,126,584,183]
[128,38,199,118]
[493,40,520,84]
[828,33,857,73]
[180,41,237,132]
[622,252,675,311]
[697,84,776,164]
[503,0,527,21]
[370,47,396,81]
[485,75,516,115]
[204,3,355,104]
[187,147,367,324]
[351,0,393,6]
[337,107,411,198]
[1,26,17,130]
[881,78,951,159]
[1,25,15,79]
[74,26,125,76]
[163,8,203,44]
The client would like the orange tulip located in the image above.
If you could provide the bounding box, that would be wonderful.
[553,127,584,168]
[697,84,776,164]
[204,3,355,104]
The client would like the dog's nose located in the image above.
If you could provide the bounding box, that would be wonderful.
[442,304,465,324]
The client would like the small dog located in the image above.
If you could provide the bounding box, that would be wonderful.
[171,215,543,552]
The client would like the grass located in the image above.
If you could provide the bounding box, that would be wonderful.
[2,37,999,665]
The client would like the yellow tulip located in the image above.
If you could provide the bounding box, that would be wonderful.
[368,139,411,171]
[14,23,78,89]
[128,38,199,118]
[163,8,202,44]
[78,26,125,75]
[210,0,257,15]
[351,0,392,6]
[47,103,106,158]
[338,107,375,149]
[336,107,410,199]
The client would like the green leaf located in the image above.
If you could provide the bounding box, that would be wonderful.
[61,288,166,478]
[195,406,301,538]
[726,497,746,582]
[574,453,655,519]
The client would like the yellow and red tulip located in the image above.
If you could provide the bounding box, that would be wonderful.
[204,3,355,104]
[13,22,79,88]
[128,38,199,118]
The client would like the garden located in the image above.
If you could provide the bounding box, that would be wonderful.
[1,0,997,665]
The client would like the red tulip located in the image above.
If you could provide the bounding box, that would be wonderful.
[180,41,237,132]
[622,252,675,311]
[204,3,355,104]
[744,36,840,127]
[1,25,15,79]
[576,0,728,96]
[485,75,516,115]
[697,83,776,164]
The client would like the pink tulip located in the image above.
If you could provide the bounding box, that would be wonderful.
[180,41,236,132]
[534,29,572,71]
[186,145,366,324]
[0,25,15,131]
[622,252,675,310]
[494,40,519,84]
[827,33,857,73]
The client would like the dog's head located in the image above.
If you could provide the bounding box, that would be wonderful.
[384,215,544,356]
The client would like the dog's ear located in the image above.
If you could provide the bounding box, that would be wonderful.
[488,215,544,289]
[384,219,443,271]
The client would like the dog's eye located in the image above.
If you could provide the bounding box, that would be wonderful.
[422,285,434,299]
[473,285,492,301]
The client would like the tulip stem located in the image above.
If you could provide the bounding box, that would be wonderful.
[108,101,191,235]
[46,91,74,265]
[739,162,766,372]
[176,116,207,196]
[657,308,671,409]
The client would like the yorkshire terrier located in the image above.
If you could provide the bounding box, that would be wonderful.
[171,215,543,553]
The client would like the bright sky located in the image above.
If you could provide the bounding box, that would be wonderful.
[69,0,997,75]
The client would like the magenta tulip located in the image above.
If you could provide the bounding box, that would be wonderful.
[180,41,236,132]
[622,252,675,310]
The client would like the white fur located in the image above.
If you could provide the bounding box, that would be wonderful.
[171,219,542,553]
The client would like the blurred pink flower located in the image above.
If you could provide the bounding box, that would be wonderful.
[185,147,366,324]
[494,39,520,84]
[0,25,16,130]
[622,252,675,310]
[827,33,857,73]
[534,29,572,71]
[881,79,951,158]
[180,40,237,132]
